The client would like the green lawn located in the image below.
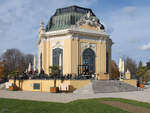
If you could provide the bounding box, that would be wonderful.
[0,98,149,113]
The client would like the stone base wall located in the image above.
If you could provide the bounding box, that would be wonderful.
[9,80,90,92]
[96,73,110,80]
[120,79,137,87]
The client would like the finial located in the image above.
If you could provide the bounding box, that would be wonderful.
[40,21,44,29]
[39,21,45,34]
[126,69,130,73]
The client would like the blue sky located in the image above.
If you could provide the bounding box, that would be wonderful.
[0,0,150,64]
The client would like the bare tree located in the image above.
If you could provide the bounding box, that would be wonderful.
[24,54,34,70]
[147,61,150,69]
[1,48,34,75]
[124,57,137,78]
[2,49,24,73]
[111,60,119,80]
[0,61,5,79]
[138,61,143,69]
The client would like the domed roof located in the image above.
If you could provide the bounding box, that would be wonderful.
[46,5,104,31]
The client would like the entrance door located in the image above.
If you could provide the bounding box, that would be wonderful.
[82,48,95,74]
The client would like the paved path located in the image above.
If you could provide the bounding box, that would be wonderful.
[0,87,150,103]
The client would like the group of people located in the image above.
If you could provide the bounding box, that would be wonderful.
[13,73,95,80]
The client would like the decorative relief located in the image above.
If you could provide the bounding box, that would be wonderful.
[75,11,104,30]
[99,39,106,43]
[51,41,64,49]
[80,42,96,54]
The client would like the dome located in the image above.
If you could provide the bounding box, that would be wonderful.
[46,5,104,31]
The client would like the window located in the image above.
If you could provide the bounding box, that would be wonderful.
[52,48,63,73]
[106,52,109,73]
[40,53,42,69]
[33,83,40,90]
[71,16,75,24]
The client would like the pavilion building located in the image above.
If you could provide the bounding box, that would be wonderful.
[37,5,113,80]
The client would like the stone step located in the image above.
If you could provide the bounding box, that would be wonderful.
[92,80,137,93]
[0,83,5,89]
[73,80,138,94]
[73,82,94,94]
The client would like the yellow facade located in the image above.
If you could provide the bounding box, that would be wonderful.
[37,6,113,80]
[64,38,72,74]
[80,24,100,31]
[38,34,112,80]
[125,72,131,80]
[71,39,79,75]
[38,27,112,80]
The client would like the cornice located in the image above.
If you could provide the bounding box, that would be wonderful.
[43,27,108,38]
[37,28,110,45]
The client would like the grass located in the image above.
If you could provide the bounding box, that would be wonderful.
[0,98,149,113]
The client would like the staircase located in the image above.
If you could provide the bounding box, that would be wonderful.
[92,80,137,93]
[73,82,94,94]
[0,83,5,90]
[74,80,137,94]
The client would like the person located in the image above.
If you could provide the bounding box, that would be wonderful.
[92,74,95,79]
[137,80,140,91]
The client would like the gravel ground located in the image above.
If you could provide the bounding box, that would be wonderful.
[0,87,150,103]
[101,101,150,113]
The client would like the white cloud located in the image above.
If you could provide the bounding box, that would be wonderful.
[0,0,97,55]
[141,43,150,50]
[0,1,150,63]
[102,6,150,63]
[105,24,114,34]
[123,6,137,15]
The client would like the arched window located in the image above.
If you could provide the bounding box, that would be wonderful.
[82,48,95,74]
[106,52,109,73]
[40,53,42,69]
[52,48,63,71]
